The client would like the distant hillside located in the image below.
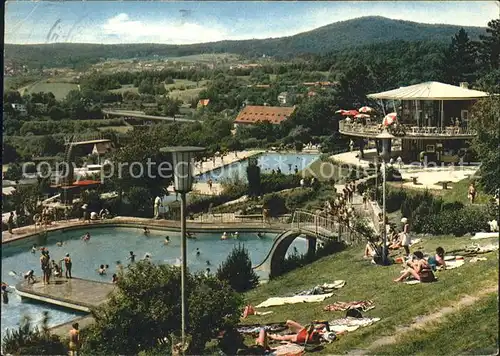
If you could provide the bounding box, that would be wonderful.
[5,16,486,68]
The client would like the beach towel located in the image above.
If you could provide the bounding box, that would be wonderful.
[471,232,499,240]
[328,317,380,333]
[404,280,421,285]
[237,323,287,334]
[470,257,488,263]
[442,260,465,270]
[410,238,422,246]
[323,300,375,312]
[271,343,305,356]
[465,243,499,254]
[294,280,345,296]
[255,293,334,308]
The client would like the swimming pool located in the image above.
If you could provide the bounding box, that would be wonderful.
[196,152,319,183]
[1,227,307,335]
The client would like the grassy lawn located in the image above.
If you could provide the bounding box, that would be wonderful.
[302,158,350,182]
[371,292,498,355]
[18,81,78,100]
[110,84,139,94]
[97,125,133,134]
[388,178,493,205]
[243,235,499,354]
[169,87,205,103]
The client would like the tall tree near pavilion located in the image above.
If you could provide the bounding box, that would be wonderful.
[476,19,500,72]
[443,28,478,85]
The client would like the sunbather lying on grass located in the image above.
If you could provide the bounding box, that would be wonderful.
[268,320,323,344]
[394,251,435,283]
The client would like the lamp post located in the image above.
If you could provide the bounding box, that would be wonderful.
[376,129,395,265]
[160,146,205,349]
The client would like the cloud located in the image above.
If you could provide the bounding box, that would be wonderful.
[99,13,228,44]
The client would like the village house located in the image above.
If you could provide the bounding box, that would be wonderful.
[233,105,296,129]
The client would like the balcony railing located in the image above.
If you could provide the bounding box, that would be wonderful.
[339,120,477,138]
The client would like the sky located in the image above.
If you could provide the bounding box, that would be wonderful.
[4,1,499,44]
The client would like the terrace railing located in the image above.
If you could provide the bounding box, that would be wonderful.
[339,120,477,138]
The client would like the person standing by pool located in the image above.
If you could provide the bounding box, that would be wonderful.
[2,285,11,304]
[24,270,36,284]
[68,323,80,356]
[7,212,14,234]
[40,250,50,285]
[63,253,73,279]
[112,274,118,283]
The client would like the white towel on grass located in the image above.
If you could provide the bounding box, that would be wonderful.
[255,293,334,308]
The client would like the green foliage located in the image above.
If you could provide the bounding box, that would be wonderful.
[285,188,315,211]
[2,312,66,355]
[470,96,500,194]
[82,261,242,355]
[443,28,478,84]
[246,158,261,197]
[4,162,23,181]
[262,193,287,216]
[476,19,500,71]
[260,173,300,194]
[216,244,259,292]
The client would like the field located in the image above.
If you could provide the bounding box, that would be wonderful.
[17,80,79,100]
[97,125,134,134]
[242,234,499,354]
[109,84,139,94]
[169,87,206,103]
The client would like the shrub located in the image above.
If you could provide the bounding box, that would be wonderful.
[285,188,315,211]
[81,262,242,355]
[385,189,407,213]
[216,244,259,293]
[260,173,300,194]
[262,194,287,216]
[2,312,66,355]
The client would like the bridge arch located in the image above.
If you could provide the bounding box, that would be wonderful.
[253,229,328,277]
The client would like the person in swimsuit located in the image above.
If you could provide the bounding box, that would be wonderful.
[196,248,201,256]
[40,250,51,285]
[31,244,38,254]
[24,270,36,284]
[98,264,106,275]
[427,247,446,271]
[164,236,170,245]
[468,183,477,204]
[394,251,435,283]
[51,260,61,277]
[268,320,322,344]
[2,285,11,304]
[81,232,90,242]
[69,323,79,356]
[128,251,136,263]
[63,253,72,279]
[143,227,150,235]
[112,274,118,283]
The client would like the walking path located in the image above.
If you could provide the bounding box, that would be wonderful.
[2,216,287,243]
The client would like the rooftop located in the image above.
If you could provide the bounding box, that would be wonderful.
[234,105,296,125]
[367,81,490,100]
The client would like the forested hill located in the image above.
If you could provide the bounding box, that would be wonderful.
[5,16,486,68]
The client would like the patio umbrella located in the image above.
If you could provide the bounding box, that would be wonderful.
[335,109,347,114]
[354,113,370,119]
[382,112,397,126]
[341,110,359,116]
[359,106,375,113]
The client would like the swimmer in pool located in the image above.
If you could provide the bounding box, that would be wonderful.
[205,268,211,277]
[196,248,200,256]
[233,232,239,239]
[164,236,170,245]
[221,232,228,240]
[143,227,150,235]
[206,260,211,266]
[98,264,106,275]
[31,244,38,254]
[81,232,90,242]
[187,232,196,239]
[56,241,63,247]
[144,253,151,261]
[257,232,264,238]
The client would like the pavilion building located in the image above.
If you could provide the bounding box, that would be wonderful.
[339,81,490,163]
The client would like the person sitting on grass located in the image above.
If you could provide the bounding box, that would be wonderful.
[427,247,446,271]
[268,320,322,344]
[394,251,435,283]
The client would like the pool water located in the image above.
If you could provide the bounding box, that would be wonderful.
[196,152,319,183]
[1,227,307,335]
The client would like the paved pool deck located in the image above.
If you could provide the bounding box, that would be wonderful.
[2,216,288,243]
[16,277,116,313]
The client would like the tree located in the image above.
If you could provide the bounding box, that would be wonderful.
[3,90,22,104]
[48,106,66,120]
[470,95,500,194]
[138,79,155,95]
[163,97,181,117]
[246,158,261,197]
[443,28,477,84]
[81,261,242,355]
[336,62,374,108]
[476,19,500,71]
[216,244,259,292]
[4,162,23,181]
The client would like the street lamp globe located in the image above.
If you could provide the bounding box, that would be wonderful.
[160,146,205,193]
[376,129,395,162]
